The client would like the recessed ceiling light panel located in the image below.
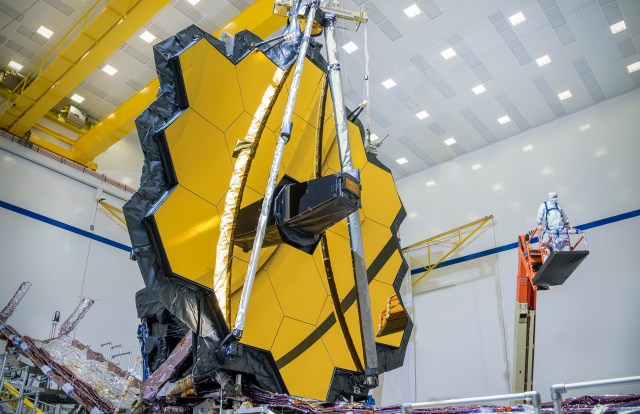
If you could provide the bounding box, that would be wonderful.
[102,65,118,76]
[471,163,482,170]
[558,90,572,100]
[444,137,456,146]
[416,110,429,120]
[396,157,408,165]
[627,61,640,73]
[71,94,85,103]
[472,84,486,94]
[509,12,526,26]
[426,180,436,187]
[37,26,54,39]
[440,47,456,60]
[8,60,23,71]
[186,0,200,5]
[536,55,551,67]
[610,20,626,34]
[342,41,358,54]
[382,78,396,89]
[498,115,511,124]
[404,4,422,18]
[522,145,533,151]
[140,30,157,43]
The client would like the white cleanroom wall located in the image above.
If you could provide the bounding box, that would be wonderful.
[382,89,640,404]
[0,138,144,367]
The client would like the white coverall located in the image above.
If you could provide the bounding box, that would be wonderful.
[536,192,570,251]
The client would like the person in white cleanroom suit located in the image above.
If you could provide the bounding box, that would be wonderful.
[537,192,571,251]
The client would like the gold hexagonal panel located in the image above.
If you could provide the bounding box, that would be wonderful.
[271,317,335,400]
[267,245,327,325]
[164,108,232,205]
[179,38,244,131]
[153,185,219,282]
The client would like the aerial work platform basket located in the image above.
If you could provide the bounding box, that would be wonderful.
[525,227,590,288]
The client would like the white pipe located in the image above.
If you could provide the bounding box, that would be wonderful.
[551,375,640,414]
[232,0,319,337]
[401,391,542,414]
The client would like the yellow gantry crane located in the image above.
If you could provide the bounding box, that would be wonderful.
[405,215,494,286]
[376,216,493,336]
[0,0,286,170]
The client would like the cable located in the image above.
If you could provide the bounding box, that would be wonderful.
[491,216,512,391]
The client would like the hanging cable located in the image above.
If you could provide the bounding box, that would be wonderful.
[491,216,512,391]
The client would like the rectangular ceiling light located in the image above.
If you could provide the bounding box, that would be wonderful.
[426,180,436,187]
[70,94,85,103]
[102,64,118,76]
[416,110,429,120]
[382,78,397,89]
[509,12,526,26]
[471,163,482,170]
[522,144,533,151]
[37,26,54,39]
[342,41,359,54]
[444,137,457,146]
[472,84,486,94]
[404,4,422,18]
[536,55,551,66]
[396,157,408,165]
[558,90,572,100]
[610,20,626,34]
[579,124,591,131]
[440,47,456,60]
[8,60,23,71]
[140,30,157,43]
[627,61,640,73]
[187,0,200,5]
[497,115,511,124]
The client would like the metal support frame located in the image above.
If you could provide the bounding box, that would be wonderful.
[551,376,640,414]
[405,216,493,287]
[401,391,543,414]
[323,13,378,383]
[232,0,320,339]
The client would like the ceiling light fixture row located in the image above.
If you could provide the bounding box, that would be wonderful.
[8,60,23,71]
[37,26,54,39]
[70,94,85,103]
[404,4,422,18]
[102,65,118,76]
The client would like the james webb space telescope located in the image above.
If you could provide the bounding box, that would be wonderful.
[124,0,412,404]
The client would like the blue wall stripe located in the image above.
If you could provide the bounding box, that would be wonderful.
[0,199,131,253]
[410,208,640,275]
[1,198,638,266]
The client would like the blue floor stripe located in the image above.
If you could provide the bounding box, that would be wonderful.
[410,208,640,275]
[0,199,131,253]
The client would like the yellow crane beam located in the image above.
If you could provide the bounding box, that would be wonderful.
[404,215,494,286]
[70,0,287,165]
[0,0,171,137]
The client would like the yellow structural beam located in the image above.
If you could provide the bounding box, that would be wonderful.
[1,380,45,414]
[1,0,170,137]
[70,0,287,165]
[405,215,493,286]
[97,198,127,226]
